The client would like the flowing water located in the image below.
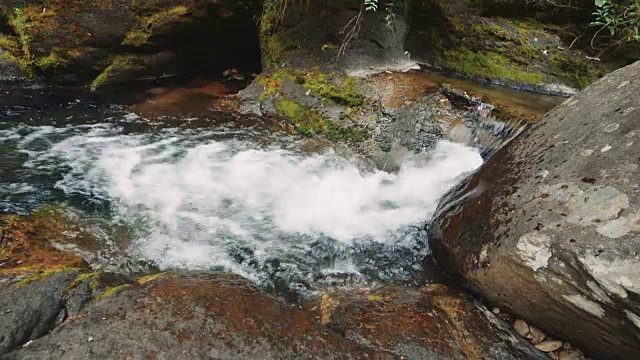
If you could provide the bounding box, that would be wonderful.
[0,80,558,295]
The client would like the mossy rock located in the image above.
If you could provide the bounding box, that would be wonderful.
[122,5,191,47]
[0,206,96,275]
[259,68,365,108]
[1,0,261,85]
[275,98,368,143]
[406,0,612,93]
[0,34,32,79]
[436,48,546,85]
[90,52,175,91]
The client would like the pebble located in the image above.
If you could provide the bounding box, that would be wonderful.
[513,319,530,337]
[557,349,585,360]
[535,340,563,352]
[528,325,546,344]
[491,307,500,315]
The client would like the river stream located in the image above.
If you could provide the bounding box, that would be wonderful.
[0,76,562,295]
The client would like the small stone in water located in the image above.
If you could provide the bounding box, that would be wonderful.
[528,325,546,344]
[557,349,585,360]
[88,336,94,342]
[535,340,563,352]
[513,319,530,337]
[491,307,500,314]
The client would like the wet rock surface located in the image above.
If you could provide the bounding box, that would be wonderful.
[429,61,640,359]
[304,284,547,360]
[1,272,397,360]
[0,209,158,277]
[0,57,25,82]
[0,269,132,354]
[0,270,556,360]
[0,270,83,354]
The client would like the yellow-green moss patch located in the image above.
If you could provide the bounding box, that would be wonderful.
[37,51,68,73]
[549,54,606,89]
[136,272,166,285]
[276,99,368,143]
[14,267,81,288]
[62,271,102,296]
[93,284,133,303]
[90,55,149,91]
[259,68,365,107]
[437,48,546,85]
[123,5,190,47]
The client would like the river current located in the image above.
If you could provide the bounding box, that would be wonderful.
[2,78,555,293]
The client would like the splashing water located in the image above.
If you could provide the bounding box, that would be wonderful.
[2,110,483,290]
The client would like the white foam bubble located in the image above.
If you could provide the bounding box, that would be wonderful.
[45,129,482,271]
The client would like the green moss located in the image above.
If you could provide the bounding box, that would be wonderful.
[136,272,165,285]
[264,32,296,67]
[90,55,148,91]
[93,284,133,303]
[437,48,546,85]
[276,99,368,143]
[62,271,102,297]
[549,54,605,89]
[260,68,365,107]
[37,51,68,73]
[122,29,150,47]
[122,5,190,47]
[10,8,33,56]
[292,70,364,107]
[15,267,80,288]
[0,35,19,51]
[145,5,190,25]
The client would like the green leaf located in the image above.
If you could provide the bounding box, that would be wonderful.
[595,0,607,7]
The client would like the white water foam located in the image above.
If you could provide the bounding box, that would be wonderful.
[18,124,482,280]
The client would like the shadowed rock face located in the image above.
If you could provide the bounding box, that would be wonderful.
[0,0,262,87]
[429,61,640,359]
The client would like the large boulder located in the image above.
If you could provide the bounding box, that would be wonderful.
[2,273,395,360]
[429,61,640,359]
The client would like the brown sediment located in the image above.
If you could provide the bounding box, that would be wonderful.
[129,80,232,117]
[0,212,89,275]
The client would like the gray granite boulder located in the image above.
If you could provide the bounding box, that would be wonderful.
[429,61,640,359]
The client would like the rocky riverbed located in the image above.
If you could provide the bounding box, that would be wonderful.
[2,1,639,359]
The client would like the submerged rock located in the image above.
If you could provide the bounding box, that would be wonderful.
[429,61,640,359]
[305,284,547,359]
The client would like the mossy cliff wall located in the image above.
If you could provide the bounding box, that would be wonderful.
[258,0,633,95]
[0,0,262,88]
[404,0,624,94]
